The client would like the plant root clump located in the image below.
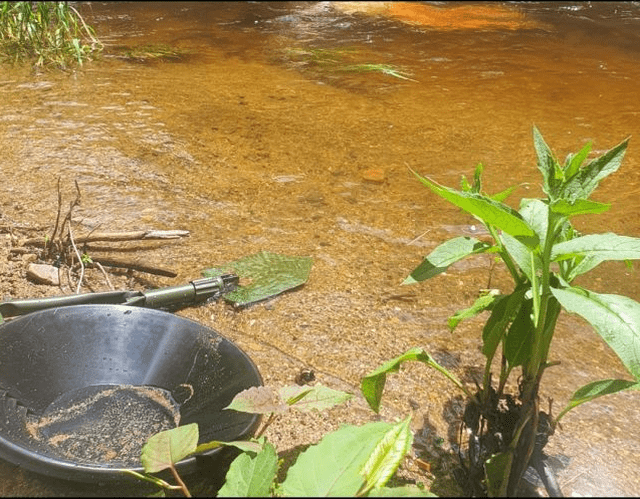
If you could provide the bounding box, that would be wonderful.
[454,386,557,497]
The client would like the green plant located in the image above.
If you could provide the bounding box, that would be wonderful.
[114,43,189,62]
[122,423,261,497]
[336,63,418,82]
[282,46,358,66]
[362,127,640,496]
[0,1,101,69]
[280,46,417,82]
[125,384,433,497]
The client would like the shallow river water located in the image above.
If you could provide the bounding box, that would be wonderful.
[1,2,640,496]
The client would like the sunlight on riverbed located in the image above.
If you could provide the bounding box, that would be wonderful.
[0,2,639,496]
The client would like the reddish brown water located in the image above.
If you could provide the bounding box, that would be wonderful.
[1,2,639,496]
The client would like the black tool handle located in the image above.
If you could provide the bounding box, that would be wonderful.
[0,290,142,318]
[141,275,238,309]
[0,275,239,319]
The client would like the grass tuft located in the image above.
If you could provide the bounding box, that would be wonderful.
[279,45,417,82]
[0,1,102,70]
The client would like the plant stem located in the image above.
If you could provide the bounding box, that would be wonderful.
[169,463,192,498]
[254,413,277,438]
[509,210,562,495]
[526,211,561,384]
[487,224,523,285]
[496,350,510,396]
[530,250,541,326]
[507,397,539,495]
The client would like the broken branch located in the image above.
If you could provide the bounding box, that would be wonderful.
[89,257,178,278]
[21,229,190,247]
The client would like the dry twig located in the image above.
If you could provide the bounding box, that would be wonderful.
[47,177,64,257]
[68,215,84,293]
[95,261,114,290]
[22,229,190,247]
[17,178,185,283]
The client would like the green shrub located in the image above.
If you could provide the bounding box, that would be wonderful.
[363,126,640,496]
[124,384,434,497]
[0,1,101,69]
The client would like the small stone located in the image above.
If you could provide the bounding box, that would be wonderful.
[26,263,60,286]
[361,168,386,183]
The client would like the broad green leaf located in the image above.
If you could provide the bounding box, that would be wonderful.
[481,286,528,359]
[551,287,640,378]
[361,348,425,413]
[361,347,466,413]
[570,255,636,281]
[485,450,513,497]
[224,386,288,414]
[555,233,640,281]
[564,140,592,179]
[555,378,640,422]
[194,439,262,455]
[519,198,548,244]
[140,424,199,474]
[448,292,498,332]
[472,162,483,193]
[550,198,610,217]
[500,231,539,282]
[367,485,436,497]
[403,236,492,284]
[218,440,278,497]
[410,170,538,247]
[504,299,534,368]
[359,415,413,495]
[491,183,521,203]
[566,254,606,281]
[202,251,313,307]
[533,126,562,200]
[280,422,394,497]
[551,233,640,263]
[279,384,353,412]
[560,137,629,202]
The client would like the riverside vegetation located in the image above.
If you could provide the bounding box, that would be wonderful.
[367,126,640,495]
[131,127,640,497]
[124,384,431,497]
[0,2,189,69]
[0,1,101,68]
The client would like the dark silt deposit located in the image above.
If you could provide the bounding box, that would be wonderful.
[25,384,181,467]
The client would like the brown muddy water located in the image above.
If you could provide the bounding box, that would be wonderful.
[1,1,640,496]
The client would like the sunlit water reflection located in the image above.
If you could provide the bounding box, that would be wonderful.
[1,2,640,496]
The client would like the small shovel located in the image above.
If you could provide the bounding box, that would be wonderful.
[0,251,314,321]
[0,274,239,321]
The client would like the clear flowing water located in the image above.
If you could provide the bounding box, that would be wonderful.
[1,2,640,496]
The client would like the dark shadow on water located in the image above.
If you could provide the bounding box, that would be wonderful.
[413,407,465,497]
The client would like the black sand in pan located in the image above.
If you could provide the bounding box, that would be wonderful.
[0,304,262,484]
[27,384,181,467]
